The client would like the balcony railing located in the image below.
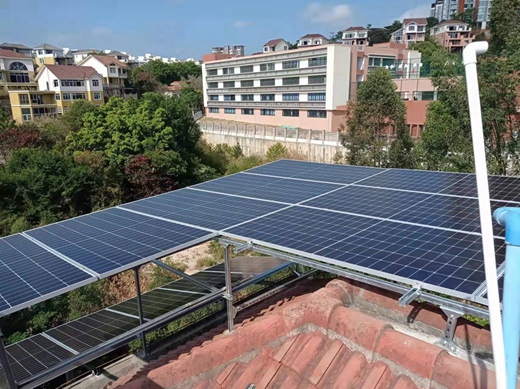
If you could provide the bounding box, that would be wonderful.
[206,101,326,108]
[206,66,327,81]
[207,84,327,94]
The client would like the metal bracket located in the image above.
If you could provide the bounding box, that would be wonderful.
[398,287,422,306]
[436,306,464,353]
[233,241,253,254]
[222,293,233,301]
[151,259,219,292]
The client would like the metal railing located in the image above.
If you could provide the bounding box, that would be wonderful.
[206,66,327,81]
[207,84,327,94]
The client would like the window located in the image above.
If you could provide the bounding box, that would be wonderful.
[9,73,30,83]
[241,80,254,87]
[209,95,219,101]
[222,67,235,75]
[94,92,101,100]
[241,108,254,115]
[72,93,86,100]
[261,94,275,101]
[39,58,44,64]
[55,93,60,100]
[260,63,275,71]
[308,110,326,118]
[92,79,100,87]
[53,79,59,87]
[260,78,275,86]
[21,108,31,122]
[417,26,425,32]
[240,65,254,73]
[241,94,254,101]
[282,109,299,117]
[62,93,71,101]
[283,77,299,86]
[416,91,436,101]
[223,95,235,101]
[308,57,327,67]
[208,82,218,88]
[223,81,235,88]
[282,60,299,69]
[224,108,236,114]
[282,93,299,101]
[308,93,326,101]
[61,80,85,87]
[31,94,43,104]
[32,107,56,116]
[308,75,326,84]
[8,62,28,71]
[207,69,218,76]
[109,67,117,74]
[408,25,416,31]
[209,107,219,113]
[260,109,275,116]
[19,94,29,104]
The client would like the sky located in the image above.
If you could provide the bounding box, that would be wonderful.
[0,0,430,59]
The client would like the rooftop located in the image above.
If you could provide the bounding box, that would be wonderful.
[299,33,328,40]
[40,64,99,80]
[89,54,129,68]
[402,18,428,26]
[344,26,368,31]
[111,279,506,389]
[433,19,471,28]
[0,49,30,59]
[33,43,62,51]
[0,42,31,50]
[264,39,287,46]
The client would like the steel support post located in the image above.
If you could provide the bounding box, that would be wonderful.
[223,244,236,333]
[0,330,16,389]
[436,307,464,353]
[134,268,147,356]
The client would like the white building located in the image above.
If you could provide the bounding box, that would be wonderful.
[202,44,351,132]
[391,18,427,47]
[297,34,329,47]
[342,27,369,46]
[78,54,129,98]
[263,39,290,53]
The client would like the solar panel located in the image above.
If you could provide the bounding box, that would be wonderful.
[191,173,341,204]
[441,174,520,203]
[224,206,507,298]
[119,188,286,230]
[0,234,94,315]
[25,208,214,277]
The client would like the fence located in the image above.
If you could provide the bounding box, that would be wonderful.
[199,121,344,163]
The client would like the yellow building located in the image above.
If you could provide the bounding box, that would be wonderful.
[32,43,74,68]
[0,49,37,96]
[8,90,57,123]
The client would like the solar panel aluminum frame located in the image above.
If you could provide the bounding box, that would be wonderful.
[17,260,291,389]
[221,230,487,303]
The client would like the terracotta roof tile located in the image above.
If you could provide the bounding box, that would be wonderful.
[403,18,428,26]
[345,26,368,31]
[91,54,128,68]
[42,65,98,79]
[264,38,287,46]
[0,49,29,59]
[300,33,328,40]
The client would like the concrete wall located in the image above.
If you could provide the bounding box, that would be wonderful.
[199,121,344,163]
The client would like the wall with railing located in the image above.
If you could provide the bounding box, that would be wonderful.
[199,121,343,163]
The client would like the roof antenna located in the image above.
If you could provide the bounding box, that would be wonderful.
[463,41,506,389]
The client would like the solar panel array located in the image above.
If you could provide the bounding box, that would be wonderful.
[0,257,287,387]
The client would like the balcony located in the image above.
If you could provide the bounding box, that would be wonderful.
[206,65,327,81]
[207,84,327,94]
[206,101,326,109]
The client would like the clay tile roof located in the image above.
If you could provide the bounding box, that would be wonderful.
[403,18,428,26]
[43,65,99,79]
[91,54,128,68]
[264,38,286,46]
[0,49,29,59]
[345,26,367,31]
[300,33,328,40]
[111,279,509,389]
[0,42,31,50]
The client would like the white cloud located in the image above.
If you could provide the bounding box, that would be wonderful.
[233,21,251,28]
[302,3,352,28]
[397,4,431,21]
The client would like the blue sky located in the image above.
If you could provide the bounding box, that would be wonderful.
[0,0,430,59]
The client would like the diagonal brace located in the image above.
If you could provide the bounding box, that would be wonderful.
[152,260,219,292]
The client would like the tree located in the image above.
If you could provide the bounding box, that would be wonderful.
[489,0,520,58]
[386,20,402,35]
[144,60,179,85]
[339,67,414,168]
[0,103,14,133]
[454,9,476,27]
[129,67,164,96]
[62,100,98,132]
[266,143,290,161]
[0,124,48,161]
[368,28,390,45]
[328,31,343,43]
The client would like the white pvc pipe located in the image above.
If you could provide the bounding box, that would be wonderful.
[463,41,507,389]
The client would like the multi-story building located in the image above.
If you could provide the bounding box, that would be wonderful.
[9,64,104,122]
[263,39,290,53]
[78,54,129,98]
[106,50,130,62]
[430,0,490,28]
[430,0,445,20]
[390,18,427,47]
[0,43,32,57]
[203,45,351,131]
[73,49,100,64]
[431,20,474,53]
[32,43,74,66]
[297,34,329,47]
[212,45,245,57]
[342,27,369,46]
[0,50,37,95]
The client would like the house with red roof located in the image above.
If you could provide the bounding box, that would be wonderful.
[78,54,130,98]
[391,18,428,47]
[342,26,369,46]
[297,33,329,47]
[263,39,291,53]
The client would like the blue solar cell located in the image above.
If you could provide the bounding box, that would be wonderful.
[192,172,341,203]
[120,189,286,230]
[225,206,506,297]
[26,208,213,276]
[0,234,93,313]
[443,174,520,203]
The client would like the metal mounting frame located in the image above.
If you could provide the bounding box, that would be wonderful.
[133,267,147,356]
[233,241,253,254]
[151,259,219,292]
[436,307,465,353]
[0,329,17,389]
[399,287,422,306]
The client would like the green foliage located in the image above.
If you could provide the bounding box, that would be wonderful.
[266,142,289,161]
[386,20,402,34]
[340,67,414,168]
[149,260,189,290]
[134,60,202,86]
[62,100,99,132]
[328,31,343,43]
[129,67,164,96]
[489,0,520,57]
[368,28,390,45]
[226,155,264,175]
[67,281,110,321]
[0,103,14,133]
